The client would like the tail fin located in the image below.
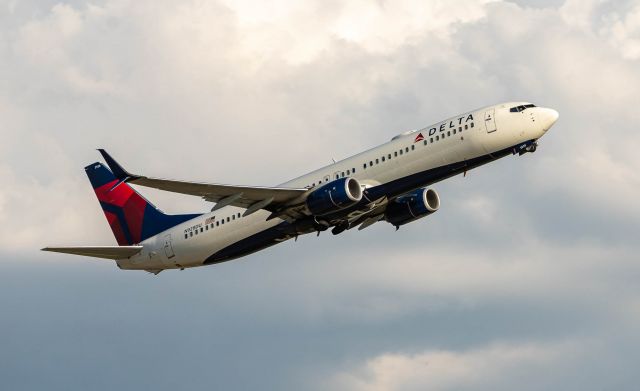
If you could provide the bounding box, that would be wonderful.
[85,162,200,245]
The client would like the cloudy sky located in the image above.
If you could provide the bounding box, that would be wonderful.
[2,0,640,389]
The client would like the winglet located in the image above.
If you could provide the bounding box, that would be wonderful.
[97,149,138,181]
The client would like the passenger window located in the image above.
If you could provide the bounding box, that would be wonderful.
[227,217,230,222]
[459,126,462,132]
[352,168,356,173]
[399,150,403,155]
[382,156,385,162]
[436,135,439,141]
[411,145,415,150]
[221,220,224,225]
[375,158,379,164]
[206,225,208,231]
[430,138,433,143]
[195,230,198,235]
[190,232,193,237]
[200,227,203,233]
[216,221,219,226]
[470,122,474,128]
[232,215,235,220]
[388,154,391,159]
[447,131,450,137]
[184,234,188,239]
[346,170,350,175]
[394,151,398,157]
[465,124,468,130]
[405,147,409,153]
[453,129,456,134]
[369,161,373,167]
[363,163,366,169]
[423,140,427,145]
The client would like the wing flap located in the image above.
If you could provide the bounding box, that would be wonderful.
[41,246,143,260]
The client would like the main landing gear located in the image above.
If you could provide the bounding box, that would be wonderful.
[331,223,349,235]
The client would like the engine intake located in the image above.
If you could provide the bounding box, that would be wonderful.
[385,188,440,227]
[306,177,363,216]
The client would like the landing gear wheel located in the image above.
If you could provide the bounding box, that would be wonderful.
[525,143,537,153]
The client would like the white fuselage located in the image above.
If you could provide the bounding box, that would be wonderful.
[117,102,558,271]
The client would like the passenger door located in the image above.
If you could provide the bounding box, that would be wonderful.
[163,234,175,259]
[484,109,497,133]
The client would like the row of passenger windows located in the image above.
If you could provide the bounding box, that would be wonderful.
[363,122,473,169]
[307,168,358,188]
[364,144,413,169]
[304,122,474,188]
[184,212,243,239]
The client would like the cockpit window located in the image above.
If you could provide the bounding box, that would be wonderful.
[509,104,536,113]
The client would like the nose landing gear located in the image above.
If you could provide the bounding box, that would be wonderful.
[514,140,538,155]
[524,143,537,154]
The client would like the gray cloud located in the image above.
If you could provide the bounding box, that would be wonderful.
[2,0,640,390]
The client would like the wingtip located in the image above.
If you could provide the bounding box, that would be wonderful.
[97,149,135,180]
[96,148,110,162]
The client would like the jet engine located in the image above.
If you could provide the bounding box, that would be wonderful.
[306,177,363,216]
[385,188,440,227]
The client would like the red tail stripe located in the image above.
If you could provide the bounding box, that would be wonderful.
[105,211,128,246]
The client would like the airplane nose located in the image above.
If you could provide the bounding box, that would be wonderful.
[541,108,559,131]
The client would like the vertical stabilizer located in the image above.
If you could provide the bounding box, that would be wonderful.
[85,163,200,245]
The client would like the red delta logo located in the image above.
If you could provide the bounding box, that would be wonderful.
[414,133,425,143]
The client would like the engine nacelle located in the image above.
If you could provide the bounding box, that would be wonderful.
[385,188,440,227]
[306,177,363,216]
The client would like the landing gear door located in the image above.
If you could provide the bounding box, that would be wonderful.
[485,109,497,133]
[163,234,175,259]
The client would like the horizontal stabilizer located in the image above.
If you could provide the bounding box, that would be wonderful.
[41,246,143,260]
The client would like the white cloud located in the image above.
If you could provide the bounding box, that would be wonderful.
[330,341,581,391]
[603,3,640,59]
[14,3,123,96]
[0,0,638,257]
[218,0,498,64]
[559,0,604,30]
[560,0,640,60]
[4,3,640,390]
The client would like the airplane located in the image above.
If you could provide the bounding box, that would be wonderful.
[43,102,558,274]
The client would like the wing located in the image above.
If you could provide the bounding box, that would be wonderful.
[98,149,309,216]
[41,246,143,260]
